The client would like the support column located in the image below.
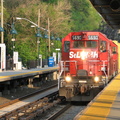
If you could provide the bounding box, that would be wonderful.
[10,81,17,93]
[53,71,58,80]
[28,78,34,88]
[2,81,10,95]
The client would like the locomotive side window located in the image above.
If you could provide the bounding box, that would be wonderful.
[86,41,97,48]
[64,41,70,52]
[100,41,106,52]
[112,47,117,54]
[73,41,84,48]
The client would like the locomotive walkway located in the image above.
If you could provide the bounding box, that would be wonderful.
[74,71,120,120]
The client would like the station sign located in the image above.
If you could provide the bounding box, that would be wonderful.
[0,44,6,70]
[39,54,42,58]
[13,52,18,63]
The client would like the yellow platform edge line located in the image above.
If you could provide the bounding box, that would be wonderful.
[77,73,120,120]
[0,67,58,78]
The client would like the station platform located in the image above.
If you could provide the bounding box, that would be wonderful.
[74,72,120,120]
[0,66,59,82]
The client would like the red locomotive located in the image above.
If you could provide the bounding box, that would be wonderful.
[58,31,118,101]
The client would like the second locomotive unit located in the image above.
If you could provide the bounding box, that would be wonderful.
[58,31,118,101]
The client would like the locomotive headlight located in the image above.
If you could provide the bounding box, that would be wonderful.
[94,76,99,83]
[80,51,86,60]
[65,76,71,82]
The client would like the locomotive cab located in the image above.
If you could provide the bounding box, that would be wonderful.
[58,31,118,101]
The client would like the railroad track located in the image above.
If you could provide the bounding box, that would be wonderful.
[47,104,72,120]
[0,84,59,120]
[35,102,86,120]
[47,105,86,120]
[0,83,58,109]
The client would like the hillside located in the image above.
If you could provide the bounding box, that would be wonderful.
[3,0,102,65]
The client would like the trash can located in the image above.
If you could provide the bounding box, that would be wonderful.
[48,57,54,67]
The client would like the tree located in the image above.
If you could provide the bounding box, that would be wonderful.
[4,0,102,65]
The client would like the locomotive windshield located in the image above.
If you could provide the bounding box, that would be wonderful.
[112,47,117,54]
[73,41,84,48]
[64,41,70,52]
[100,41,107,52]
[73,41,97,48]
[86,41,97,48]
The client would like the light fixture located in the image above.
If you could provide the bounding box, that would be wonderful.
[36,28,42,37]
[16,17,22,20]
[94,76,99,83]
[80,51,86,60]
[56,37,61,41]
[0,26,4,32]
[44,30,48,39]
[10,29,17,34]
[10,24,17,34]
[50,35,54,40]
[65,76,71,82]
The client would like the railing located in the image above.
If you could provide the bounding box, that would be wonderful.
[58,60,77,89]
[88,59,108,85]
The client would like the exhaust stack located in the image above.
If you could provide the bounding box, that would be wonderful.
[110,0,120,11]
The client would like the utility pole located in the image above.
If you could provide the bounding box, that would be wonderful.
[37,9,40,67]
[38,9,40,28]
[1,0,4,43]
[48,17,50,52]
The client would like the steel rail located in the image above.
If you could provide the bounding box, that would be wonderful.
[0,86,59,119]
[0,83,57,109]
[47,104,72,120]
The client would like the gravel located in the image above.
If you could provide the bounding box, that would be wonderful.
[56,105,86,120]
[0,80,57,105]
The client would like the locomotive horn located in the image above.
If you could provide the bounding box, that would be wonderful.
[110,0,120,11]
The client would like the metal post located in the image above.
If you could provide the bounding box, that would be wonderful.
[1,0,4,43]
[37,38,40,67]
[38,9,40,27]
[48,18,50,53]
[12,37,15,70]
[37,9,40,67]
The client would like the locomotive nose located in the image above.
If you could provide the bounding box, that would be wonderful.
[110,0,120,11]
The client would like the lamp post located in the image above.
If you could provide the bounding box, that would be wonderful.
[44,18,51,57]
[10,23,17,70]
[16,16,44,68]
[36,27,42,67]
[55,37,61,64]
[16,17,47,31]
[36,9,42,67]
[1,0,4,43]
[48,18,50,53]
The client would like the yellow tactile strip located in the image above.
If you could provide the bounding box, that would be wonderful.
[76,74,120,120]
[0,67,58,79]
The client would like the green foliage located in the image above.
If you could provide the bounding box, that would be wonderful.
[70,0,102,31]
[42,0,59,4]
[3,0,102,65]
[15,39,37,65]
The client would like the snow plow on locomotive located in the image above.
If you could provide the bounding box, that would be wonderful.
[58,31,118,101]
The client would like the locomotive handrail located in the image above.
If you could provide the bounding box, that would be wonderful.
[60,60,77,69]
[58,61,64,89]
[58,60,77,89]
[88,60,101,62]
[88,59,108,85]
[88,60,108,62]
[61,60,77,71]
[101,60,108,85]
